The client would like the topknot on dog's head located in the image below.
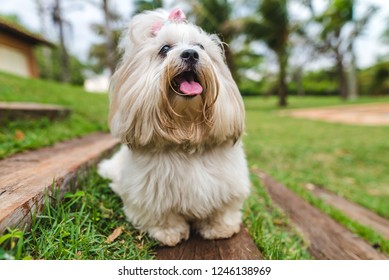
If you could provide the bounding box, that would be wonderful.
[120,8,188,55]
[119,9,166,54]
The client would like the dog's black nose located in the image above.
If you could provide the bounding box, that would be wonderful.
[181,49,199,64]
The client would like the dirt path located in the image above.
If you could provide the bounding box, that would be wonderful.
[285,103,389,126]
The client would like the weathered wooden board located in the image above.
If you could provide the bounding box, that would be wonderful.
[254,169,388,260]
[156,225,262,260]
[0,102,71,123]
[0,133,119,234]
[306,184,389,240]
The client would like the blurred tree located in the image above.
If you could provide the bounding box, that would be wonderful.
[103,0,116,75]
[87,0,124,75]
[88,26,122,74]
[301,0,377,100]
[318,0,353,100]
[35,0,52,80]
[133,0,163,14]
[382,18,389,44]
[370,17,389,95]
[243,0,290,106]
[35,46,86,85]
[234,43,265,95]
[380,16,389,61]
[33,0,87,85]
[52,0,71,83]
[371,65,389,95]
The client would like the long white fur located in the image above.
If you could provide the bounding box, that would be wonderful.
[98,9,250,246]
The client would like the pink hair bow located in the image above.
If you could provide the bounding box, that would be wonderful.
[151,8,187,36]
[168,8,186,22]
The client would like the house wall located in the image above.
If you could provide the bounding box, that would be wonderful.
[0,32,38,77]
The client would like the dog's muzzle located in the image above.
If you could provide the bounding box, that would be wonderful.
[170,50,203,97]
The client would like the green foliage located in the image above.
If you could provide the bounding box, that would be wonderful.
[35,46,86,86]
[236,46,265,95]
[239,79,268,96]
[88,29,122,74]
[187,0,240,81]
[290,69,338,96]
[245,0,289,54]
[243,0,290,106]
[88,4,124,74]
[189,0,232,37]
[133,0,163,14]
[306,0,377,100]
[290,64,389,97]
[359,61,389,96]
[381,16,389,44]
[317,0,353,37]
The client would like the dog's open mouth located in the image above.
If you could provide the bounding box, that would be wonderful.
[172,71,203,97]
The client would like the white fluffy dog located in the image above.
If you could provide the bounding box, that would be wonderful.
[98,8,250,246]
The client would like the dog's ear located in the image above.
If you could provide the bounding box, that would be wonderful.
[210,34,228,63]
[120,9,168,52]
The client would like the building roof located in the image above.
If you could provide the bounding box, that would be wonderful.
[0,18,54,47]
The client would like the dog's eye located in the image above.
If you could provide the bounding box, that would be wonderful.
[196,44,205,50]
[159,45,172,56]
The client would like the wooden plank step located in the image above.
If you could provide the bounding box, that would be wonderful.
[0,133,119,234]
[305,183,389,239]
[254,169,388,260]
[156,225,262,260]
[0,102,71,123]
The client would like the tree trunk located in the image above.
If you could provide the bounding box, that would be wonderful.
[347,42,358,100]
[35,0,52,78]
[103,0,116,75]
[277,52,288,107]
[335,49,348,100]
[295,66,305,97]
[54,0,70,83]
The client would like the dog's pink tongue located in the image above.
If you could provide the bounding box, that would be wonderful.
[179,81,203,96]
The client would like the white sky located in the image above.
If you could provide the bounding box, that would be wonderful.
[0,0,388,69]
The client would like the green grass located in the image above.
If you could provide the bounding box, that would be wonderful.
[0,167,157,260]
[0,71,109,159]
[243,174,311,259]
[243,96,389,255]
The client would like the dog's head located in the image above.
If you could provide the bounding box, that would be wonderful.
[109,8,244,152]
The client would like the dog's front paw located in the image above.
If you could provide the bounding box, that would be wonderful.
[198,223,240,240]
[149,224,190,247]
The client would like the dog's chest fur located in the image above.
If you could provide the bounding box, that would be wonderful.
[112,144,249,220]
